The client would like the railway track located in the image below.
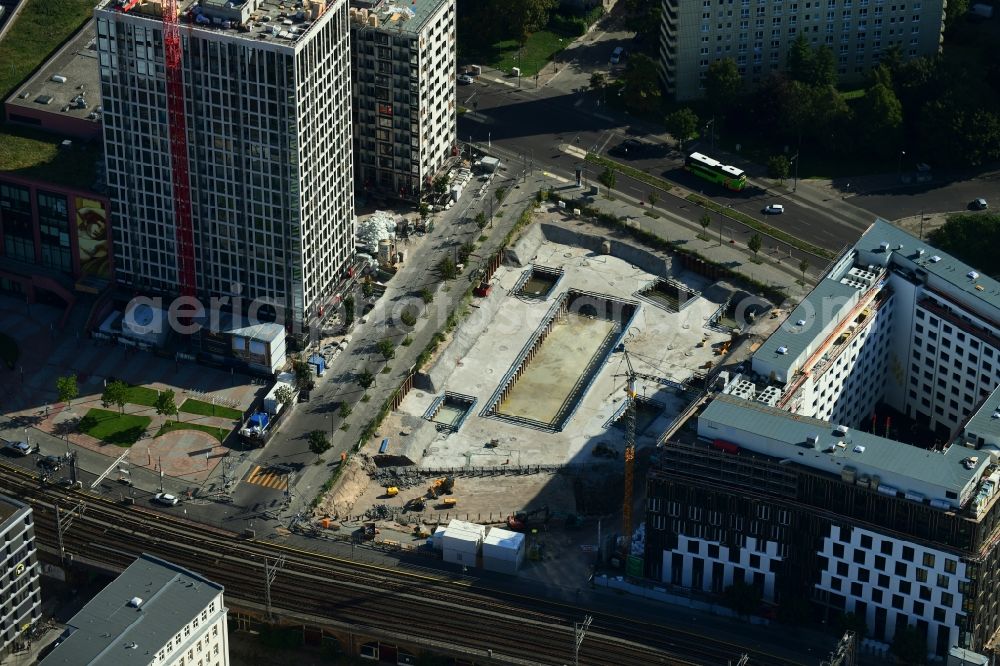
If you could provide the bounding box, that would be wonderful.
[2,463,804,665]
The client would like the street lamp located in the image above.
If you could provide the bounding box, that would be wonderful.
[790,152,799,192]
[898,150,906,182]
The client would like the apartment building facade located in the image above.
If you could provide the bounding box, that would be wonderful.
[0,495,41,658]
[658,0,946,100]
[41,554,229,666]
[95,0,355,332]
[349,0,456,201]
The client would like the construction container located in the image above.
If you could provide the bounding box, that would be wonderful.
[441,519,485,566]
[482,527,525,574]
[440,497,457,508]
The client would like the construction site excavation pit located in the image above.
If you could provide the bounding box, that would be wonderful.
[483,290,638,432]
[637,278,699,313]
[424,392,477,432]
[514,265,564,300]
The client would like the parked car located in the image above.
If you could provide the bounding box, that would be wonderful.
[608,139,652,158]
[610,46,625,64]
[970,198,989,210]
[457,74,474,85]
[763,204,785,215]
[153,492,179,506]
[3,440,30,456]
[37,455,62,471]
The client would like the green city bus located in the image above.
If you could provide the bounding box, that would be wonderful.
[684,152,747,191]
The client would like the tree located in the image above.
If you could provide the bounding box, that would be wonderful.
[400,310,417,327]
[56,374,78,407]
[621,53,662,114]
[704,58,742,117]
[785,35,813,84]
[810,46,837,88]
[458,241,475,264]
[748,232,763,258]
[433,174,449,195]
[767,155,791,183]
[664,107,699,152]
[154,389,179,423]
[308,430,331,455]
[647,191,658,206]
[836,612,868,639]
[101,379,128,415]
[891,624,927,665]
[293,359,313,389]
[598,166,617,196]
[798,258,810,282]
[723,580,762,620]
[698,213,712,238]
[418,202,430,221]
[420,287,434,304]
[495,187,506,202]
[274,385,296,411]
[376,339,396,360]
[339,402,352,419]
[589,71,606,91]
[857,80,904,156]
[945,0,969,26]
[358,369,375,389]
[343,295,355,327]
[474,211,487,230]
[500,0,558,44]
[437,257,458,280]
[362,279,375,299]
[927,213,1000,274]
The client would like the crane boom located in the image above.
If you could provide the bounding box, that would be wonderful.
[162,0,196,298]
[621,349,637,558]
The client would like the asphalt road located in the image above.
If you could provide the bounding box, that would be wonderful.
[849,169,1000,220]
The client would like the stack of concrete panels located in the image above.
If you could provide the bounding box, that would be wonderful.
[441,519,485,566]
[482,527,525,574]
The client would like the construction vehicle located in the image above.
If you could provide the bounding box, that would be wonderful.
[403,496,426,512]
[427,476,455,498]
[506,505,550,532]
[439,498,458,509]
[385,486,399,498]
[714,339,732,356]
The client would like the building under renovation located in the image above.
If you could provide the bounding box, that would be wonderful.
[646,219,1000,657]
[95,0,356,333]
[349,0,457,200]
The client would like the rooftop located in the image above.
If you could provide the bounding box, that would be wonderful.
[41,554,224,666]
[101,0,333,46]
[962,384,1000,453]
[5,19,102,124]
[349,0,449,36]
[857,218,1000,315]
[0,494,28,526]
[699,393,990,508]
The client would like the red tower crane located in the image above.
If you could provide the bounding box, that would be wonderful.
[162,0,197,298]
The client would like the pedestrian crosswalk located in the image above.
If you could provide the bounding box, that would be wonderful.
[244,465,288,491]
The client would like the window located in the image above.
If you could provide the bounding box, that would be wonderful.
[880,541,893,555]
[895,561,908,577]
[941,591,954,606]
[944,559,957,574]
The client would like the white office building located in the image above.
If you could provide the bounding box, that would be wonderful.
[751,218,1000,442]
[0,495,41,659]
[41,554,229,666]
[658,0,946,100]
[95,0,355,331]
[349,0,456,200]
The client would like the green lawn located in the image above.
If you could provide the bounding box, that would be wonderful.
[179,398,243,421]
[156,420,229,443]
[0,332,19,370]
[462,29,571,77]
[0,0,101,189]
[78,408,151,447]
[123,385,161,408]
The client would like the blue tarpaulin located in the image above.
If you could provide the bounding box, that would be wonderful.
[379,438,389,454]
[308,354,326,376]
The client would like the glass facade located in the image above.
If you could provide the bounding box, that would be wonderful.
[0,183,34,263]
[38,191,72,273]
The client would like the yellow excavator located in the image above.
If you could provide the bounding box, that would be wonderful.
[426,476,455,498]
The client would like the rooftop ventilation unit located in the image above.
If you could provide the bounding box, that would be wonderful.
[917,249,925,256]
[128,597,143,608]
[796,319,806,326]
[879,241,890,250]
[968,271,980,280]
[853,445,866,453]
[776,346,788,355]
[806,434,820,446]
[930,255,942,263]
[834,424,849,436]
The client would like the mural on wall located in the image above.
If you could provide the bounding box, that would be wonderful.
[75,197,110,278]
